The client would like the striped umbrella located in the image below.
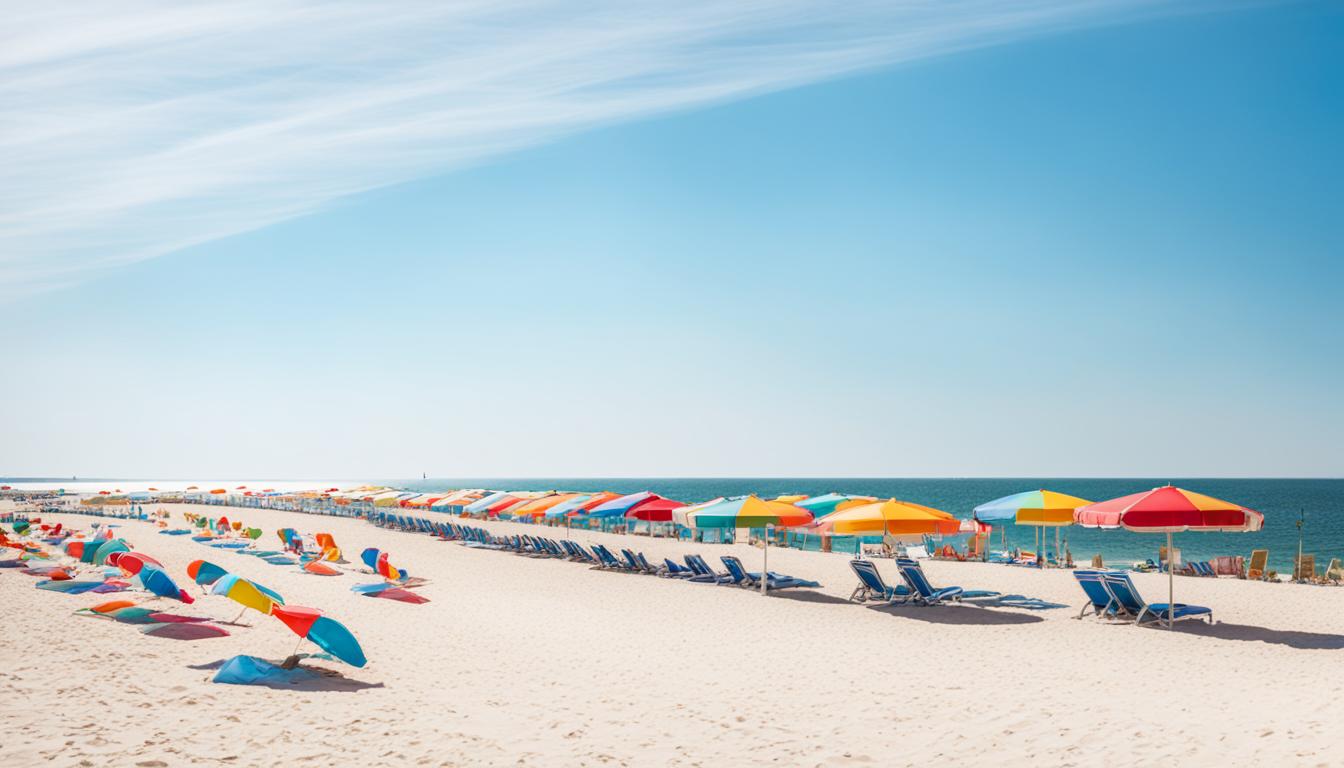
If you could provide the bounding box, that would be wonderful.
[1076,486,1263,628]
[974,489,1093,566]
[676,496,813,595]
[818,499,961,537]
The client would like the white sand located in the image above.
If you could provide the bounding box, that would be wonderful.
[3,501,1342,767]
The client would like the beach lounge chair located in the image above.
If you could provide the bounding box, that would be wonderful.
[1100,572,1212,626]
[893,558,962,605]
[1073,570,1119,619]
[1247,549,1269,580]
[1294,554,1317,583]
[1323,558,1343,584]
[684,554,733,584]
[662,558,695,578]
[848,559,911,603]
[720,555,819,590]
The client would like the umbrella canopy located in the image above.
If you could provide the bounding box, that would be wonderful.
[508,493,572,518]
[271,605,367,667]
[626,496,686,522]
[187,559,230,586]
[211,574,285,615]
[797,493,878,521]
[462,492,511,514]
[588,492,656,519]
[676,495,813,529]
[818,499,961,536]
[542,494,594,519]
[974,489,1093,527]
[139,565,195,603]
[92,538,130,566]
[1075,486,1263,532]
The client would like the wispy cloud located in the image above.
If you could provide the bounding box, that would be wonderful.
[2,0,1189,295]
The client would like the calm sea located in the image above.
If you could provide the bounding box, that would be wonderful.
[396,477,1342,572]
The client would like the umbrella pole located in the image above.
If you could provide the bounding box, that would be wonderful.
[1167,532,1175,630]
[761,527,769,596]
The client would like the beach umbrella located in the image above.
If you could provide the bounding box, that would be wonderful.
[677,496,814,595]
[187,559,230,587]
[772,494,810,504]
[462,492,510,515]
[509,493,576,519]
[211,574,285,619]
[542,495,594,520]
[974,489,1093,566]
[138,565,195,603]
[1075,486,1263,629]
[109,551,163,576]
[587,492,656,519]
[91,538,130,565]
[797,493,878,521]
[625,496,686,522]
[270,605,367,667]
[817,499,962,537]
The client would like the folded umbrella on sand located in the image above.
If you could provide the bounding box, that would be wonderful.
[271,605,367,667]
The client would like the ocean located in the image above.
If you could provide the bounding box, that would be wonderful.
[7,477,1340,573]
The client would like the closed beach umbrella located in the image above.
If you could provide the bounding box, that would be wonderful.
[974,489,1093,566]
[679,496,814,595]
[1075,486,1263,628]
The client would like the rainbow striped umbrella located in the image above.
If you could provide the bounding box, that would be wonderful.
[973,489,1092,527]
[974,489,1093,567]
[1076,486,1263,628]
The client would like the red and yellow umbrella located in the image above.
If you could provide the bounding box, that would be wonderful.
[1076,486,1263,628]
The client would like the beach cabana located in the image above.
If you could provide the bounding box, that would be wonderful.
[973,489,1093,565]
[1075,486,1263,628]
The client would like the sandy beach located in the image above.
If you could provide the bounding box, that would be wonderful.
[3,500,1342,767]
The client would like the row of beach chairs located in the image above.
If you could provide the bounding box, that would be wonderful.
[380,515,824,591]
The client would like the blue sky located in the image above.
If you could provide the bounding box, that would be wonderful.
[2,1,1341,478]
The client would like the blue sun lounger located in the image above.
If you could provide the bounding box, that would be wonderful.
[663,558,695,578]
[1072,569,1119,619]
[1102,572,1213,627]
[720,555,819,590]
[848,559,911,603]
[684,554,733,584]
[895,558,999,605]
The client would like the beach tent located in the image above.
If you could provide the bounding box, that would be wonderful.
[1076,486,1263,628]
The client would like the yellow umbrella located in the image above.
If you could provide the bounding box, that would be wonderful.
[820,498,962,537]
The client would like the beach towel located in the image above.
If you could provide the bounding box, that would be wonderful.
[213,655,317,687]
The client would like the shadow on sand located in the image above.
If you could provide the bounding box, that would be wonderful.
[1149,621,1344,650]
[764,589,852,606]
[869,604,1045,626]
[189,658,385,692]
